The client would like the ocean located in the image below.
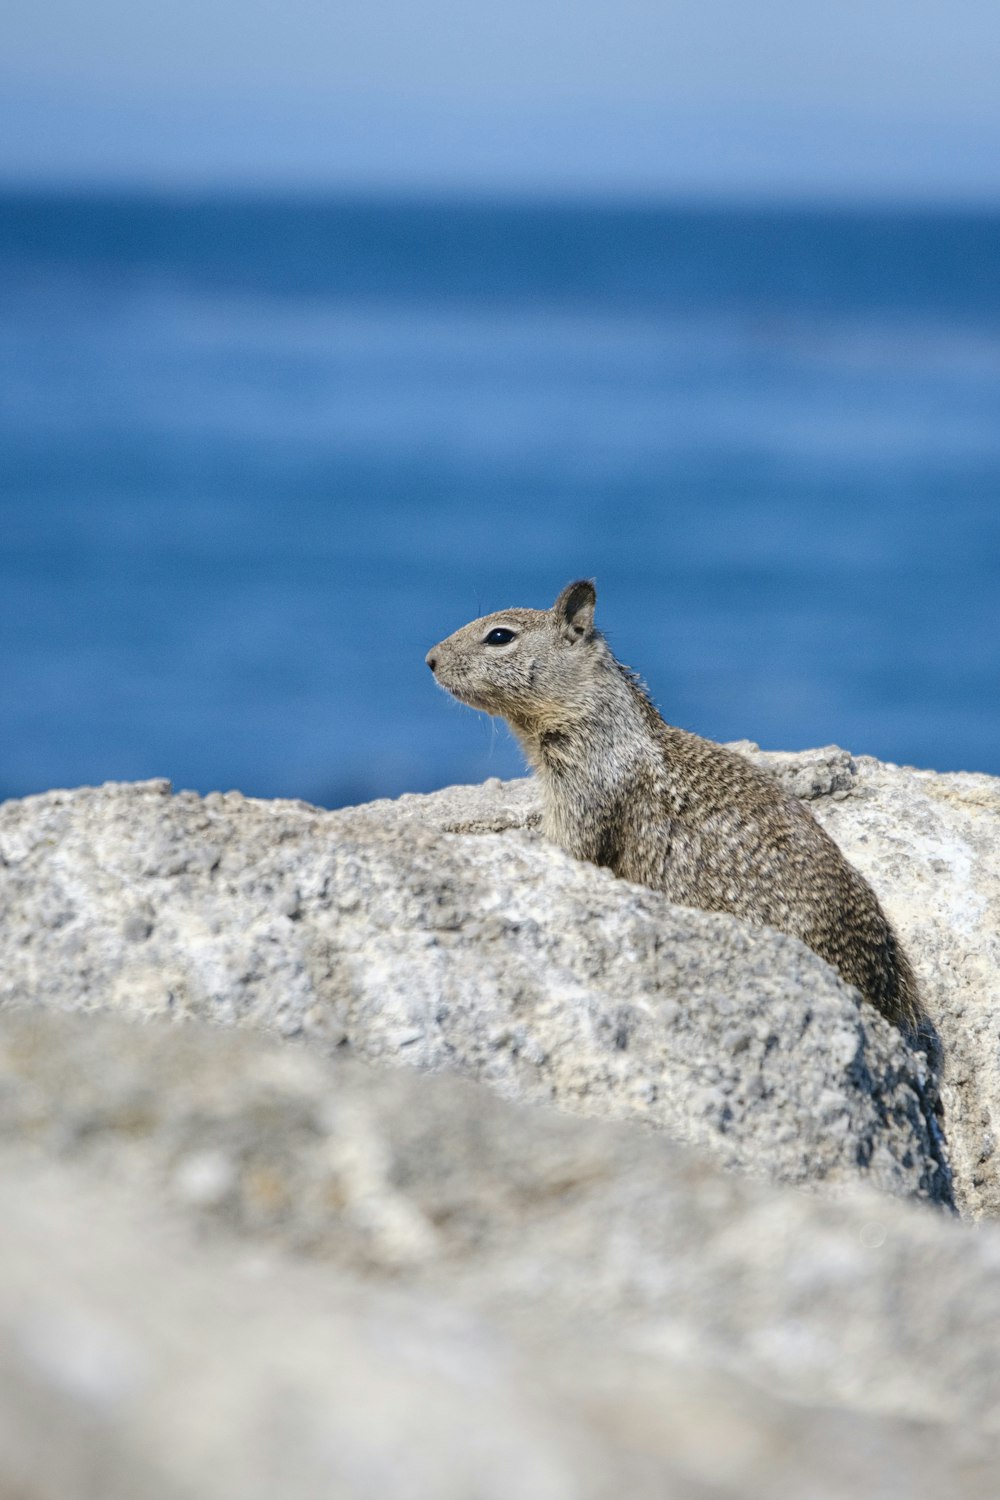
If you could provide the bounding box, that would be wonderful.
[1,193,998,805]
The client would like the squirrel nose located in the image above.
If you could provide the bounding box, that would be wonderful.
[425,651,438,673]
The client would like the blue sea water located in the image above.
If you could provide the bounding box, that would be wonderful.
[1,193,998,805]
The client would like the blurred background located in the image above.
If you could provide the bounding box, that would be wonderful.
[1,0,999,805]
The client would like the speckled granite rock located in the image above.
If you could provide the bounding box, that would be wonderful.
[756,747,1000,1220]
[2,732,1000,1500]
[0,775,947,1204]
[379,744,1000,1220]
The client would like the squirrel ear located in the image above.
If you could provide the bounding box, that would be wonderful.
[553,579,596,641]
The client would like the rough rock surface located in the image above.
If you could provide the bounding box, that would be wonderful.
[389,746,1000,1221]
[3,749,1000,1496]
[0,776,947,1204]
[755,746,1000,1220]
[2,1005,1000,1500]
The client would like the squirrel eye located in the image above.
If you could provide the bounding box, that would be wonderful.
[484,627,517,646]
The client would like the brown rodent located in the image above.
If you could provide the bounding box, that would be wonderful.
[427,578,921,1034]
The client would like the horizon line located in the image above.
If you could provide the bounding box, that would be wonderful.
[2,178,999,216]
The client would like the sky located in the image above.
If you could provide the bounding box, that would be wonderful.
[2,0,1000,198]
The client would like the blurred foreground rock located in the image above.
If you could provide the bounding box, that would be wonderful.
[1,746,1000,1496]
[1,1006,999,1500]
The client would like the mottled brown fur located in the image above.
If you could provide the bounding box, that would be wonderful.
[426,580,921,1033]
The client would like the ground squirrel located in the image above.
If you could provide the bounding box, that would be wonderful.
[426,579,921,1035]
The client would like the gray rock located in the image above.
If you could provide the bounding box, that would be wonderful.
[733,745,1000,1220]
[359,744,1000,1221]
[1,1005,998,1500]
[3,729,1000,1500]
[0,776,946,1204]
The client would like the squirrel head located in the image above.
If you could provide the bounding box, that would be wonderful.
[425,580,601,732]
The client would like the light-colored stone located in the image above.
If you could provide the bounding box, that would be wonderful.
[363,745,1000,1220]
[0,776,946,1204]
[743,746,1000,1220]
[3,734,1000,1500]
[1,1005,999,1500]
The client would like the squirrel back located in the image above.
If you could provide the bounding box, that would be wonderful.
[426,579,921,1035]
